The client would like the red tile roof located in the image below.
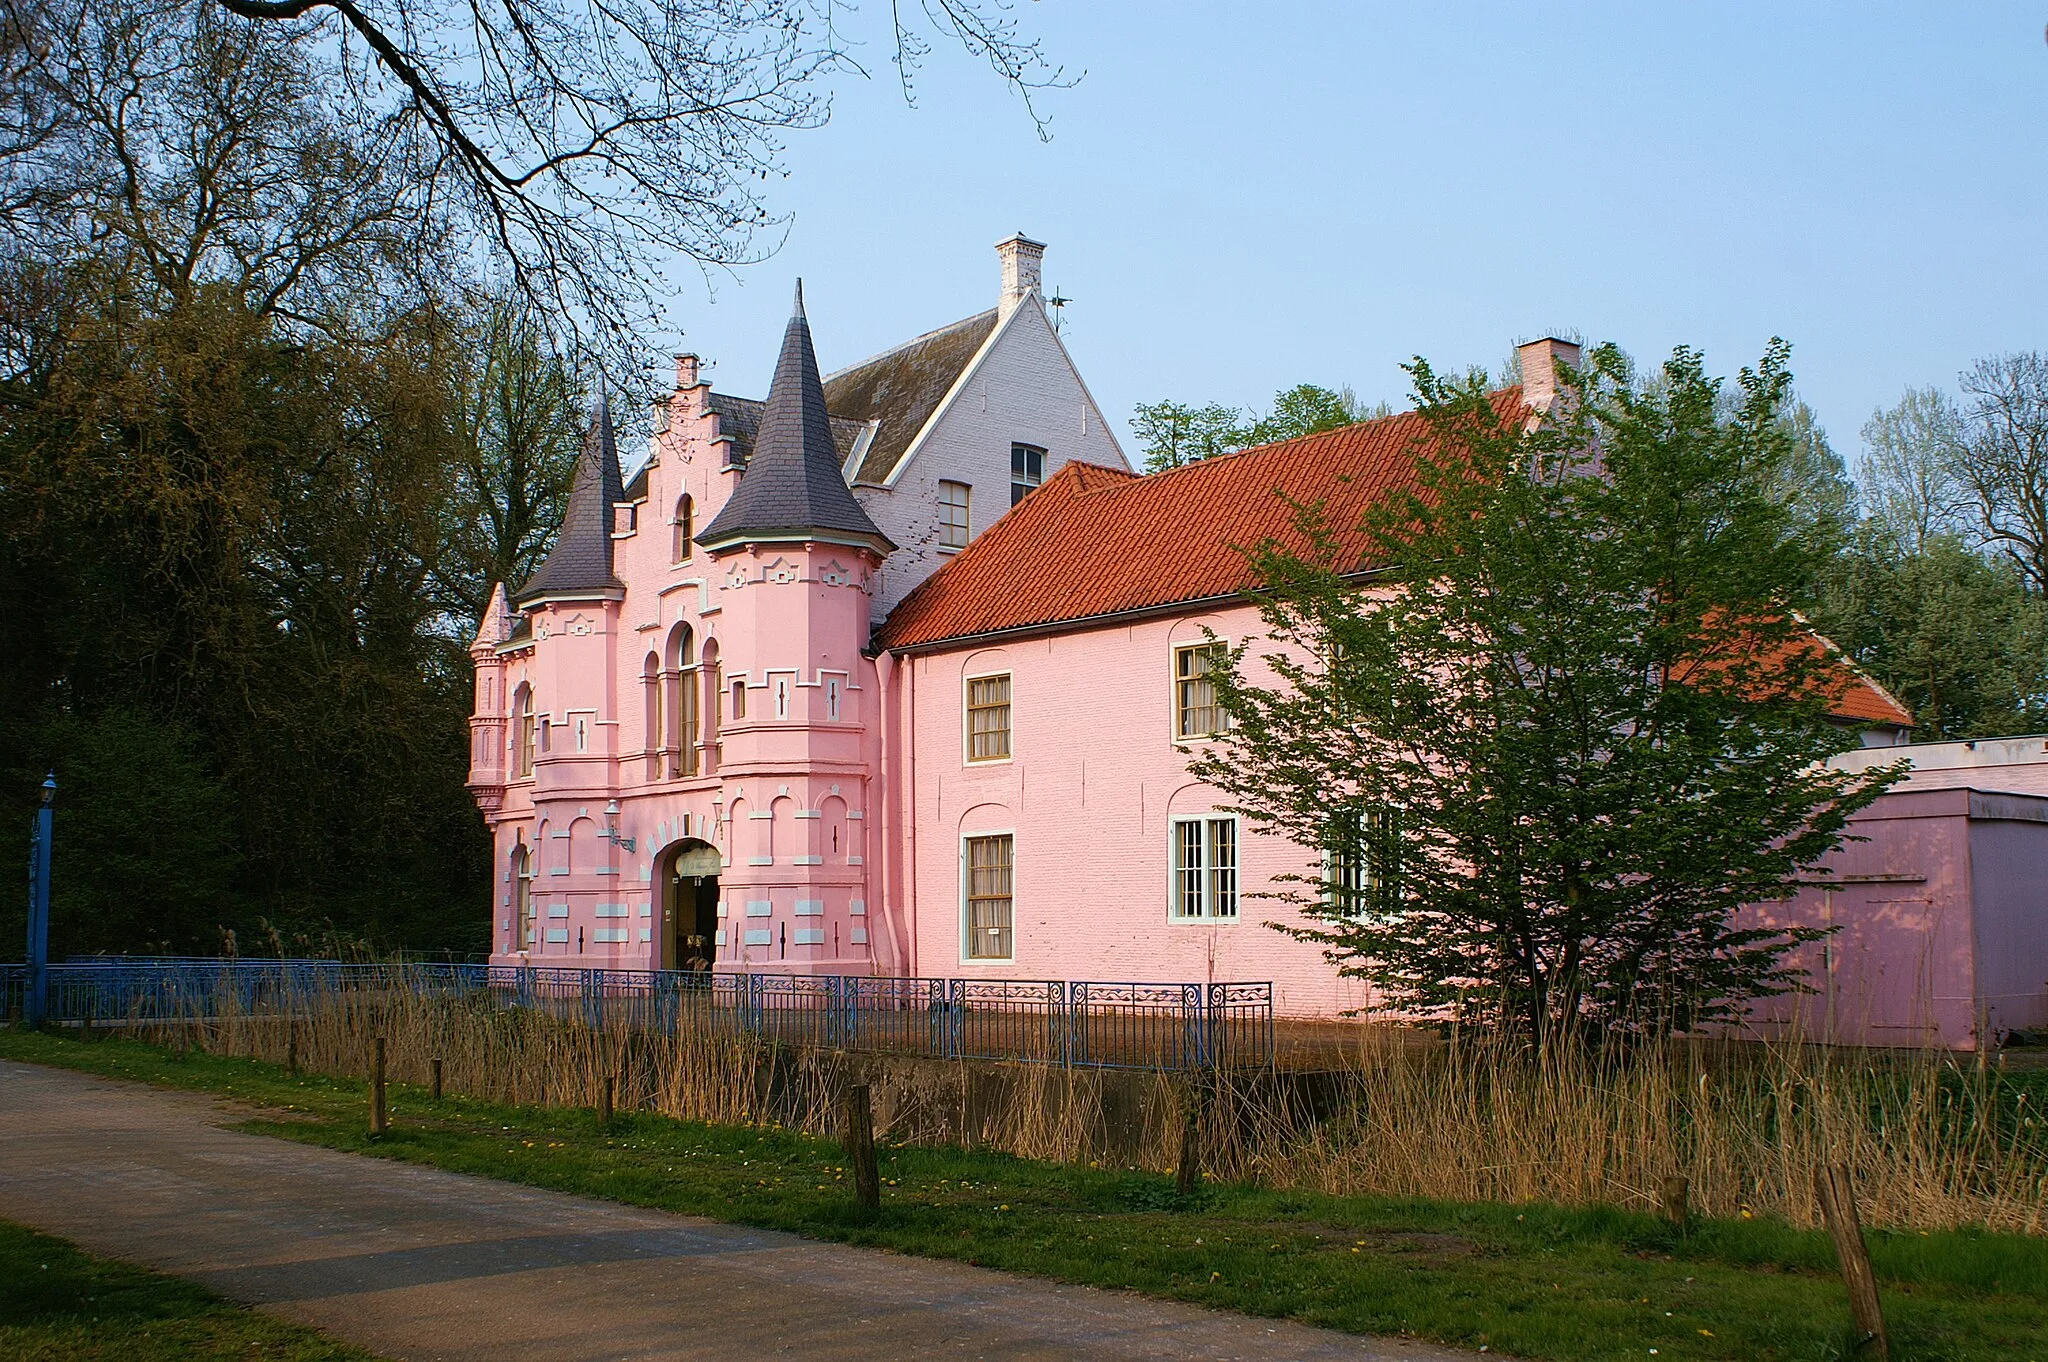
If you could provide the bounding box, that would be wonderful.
[873,391,1911,730]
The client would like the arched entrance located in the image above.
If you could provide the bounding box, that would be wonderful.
[655,839,721,971]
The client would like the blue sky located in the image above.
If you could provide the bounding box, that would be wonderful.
[663,4,2047,468]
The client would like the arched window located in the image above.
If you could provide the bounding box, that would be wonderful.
[512,842,535,950]
[664,624,698,777]
[642,652,662,778]
[672,494,694,562]
[701,639,722,773]
[513,684,536,777]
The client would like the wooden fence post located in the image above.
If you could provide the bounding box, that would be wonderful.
[1174,1082,1203,1198]
[370,1037,388,1137]
[842,1081,880,1214]
[1659,1174,1690,1226]
[431,1056,443,1102]
[1815,1164,1889,1360]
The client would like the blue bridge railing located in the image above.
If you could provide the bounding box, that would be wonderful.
[0,960,1275,1072]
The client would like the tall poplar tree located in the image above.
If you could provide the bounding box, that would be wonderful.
[1190,342,1901,1040]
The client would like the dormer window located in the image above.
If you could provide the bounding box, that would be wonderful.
[672,494,694,562]
[939,480,970,550]
[1011,444,1045,505]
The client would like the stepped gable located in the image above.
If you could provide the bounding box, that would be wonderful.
[513,396,626,602]
[698,282,893,554]
[826,309,999,485]
[872,391,1911,729]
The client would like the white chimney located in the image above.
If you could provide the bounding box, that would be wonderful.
[1517,336,1583,413]
[996,233,1045,317]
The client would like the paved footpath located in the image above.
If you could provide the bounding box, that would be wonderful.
[0,1061,1476,1361]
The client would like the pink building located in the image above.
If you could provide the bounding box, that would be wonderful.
[1746,739,2048,1048]
[466,248,2047,1038]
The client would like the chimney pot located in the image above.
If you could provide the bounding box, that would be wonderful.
[1518,336,1582,412]
[996,233,1046,317]
[674,353,700,390]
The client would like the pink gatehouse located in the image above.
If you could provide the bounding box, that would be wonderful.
[466,236,2048,1044]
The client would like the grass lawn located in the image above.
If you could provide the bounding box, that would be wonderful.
[0,1218,379,1361]
[5,1030,2046,1362]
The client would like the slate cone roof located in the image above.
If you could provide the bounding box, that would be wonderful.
[514,396,625,602]
[697,283,893,554]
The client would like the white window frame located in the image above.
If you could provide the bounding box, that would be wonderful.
[960,829,1016,963]
[938,479,971,551]
[1168,814,1239,922]
[963,671,1013,765]
[1171,639,1232,743]
[1326,805,1402,921]
[1010,443,1045,506]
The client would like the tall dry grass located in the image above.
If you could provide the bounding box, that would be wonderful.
[1236,1027,2047,1234]
[117,969,2047,1235]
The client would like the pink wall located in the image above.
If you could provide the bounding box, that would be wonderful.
[889,604,1374,1017]
[1745,787,2048,1048]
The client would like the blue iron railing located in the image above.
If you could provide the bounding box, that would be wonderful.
[0,959,1274,1071]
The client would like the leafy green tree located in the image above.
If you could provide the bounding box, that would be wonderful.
[1189,341,1898,1040]
[1244,383,1387,445]
[1131,399,1247,472]
[1770,398,1856,550]
[1134,384,1393,473]
[0,291,490,956]
[1817,529,2048,740]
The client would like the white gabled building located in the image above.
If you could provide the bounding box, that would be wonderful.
[625,234,1129,621]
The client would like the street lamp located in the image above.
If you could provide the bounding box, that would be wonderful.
[25,771,54,1029]
[600,799,635,853]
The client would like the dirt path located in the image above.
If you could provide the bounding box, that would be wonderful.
[0,1060,1474,1361]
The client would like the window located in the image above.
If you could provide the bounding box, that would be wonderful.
[730,677,747,720]
[938,480,970,549]
[672,494,694,562]
[672,669,700,776]
[1328,806,1402,918]
[642,653,662,766]
[708,660,723,765]
[512,844,534,950]
[515,687,536,776]
[1170,815,1238,920]
[965,674,1012,761]
[965,834,1014,959]
[1174,643,1230,739]
[826,677,842,721]
[1011,444,1044,505]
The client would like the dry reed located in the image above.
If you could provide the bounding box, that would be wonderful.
[115,968,2046,1235]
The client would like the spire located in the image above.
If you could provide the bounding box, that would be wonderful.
[513,395,627,602]
[697,282,893,556]
[471,582,513,652]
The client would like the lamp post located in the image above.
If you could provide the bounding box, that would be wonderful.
[25,772,54,1029]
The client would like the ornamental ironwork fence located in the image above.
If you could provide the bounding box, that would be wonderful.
[0,959,1274,1072]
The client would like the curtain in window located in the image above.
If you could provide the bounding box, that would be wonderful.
[966,834,1014,959]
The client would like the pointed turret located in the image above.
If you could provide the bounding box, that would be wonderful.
[471,583,514,654]
[514,396,627,602]
[697,282,894,556]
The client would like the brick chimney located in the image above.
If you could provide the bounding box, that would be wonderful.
[1517,336,1582,413]
[996,233,1045,317]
